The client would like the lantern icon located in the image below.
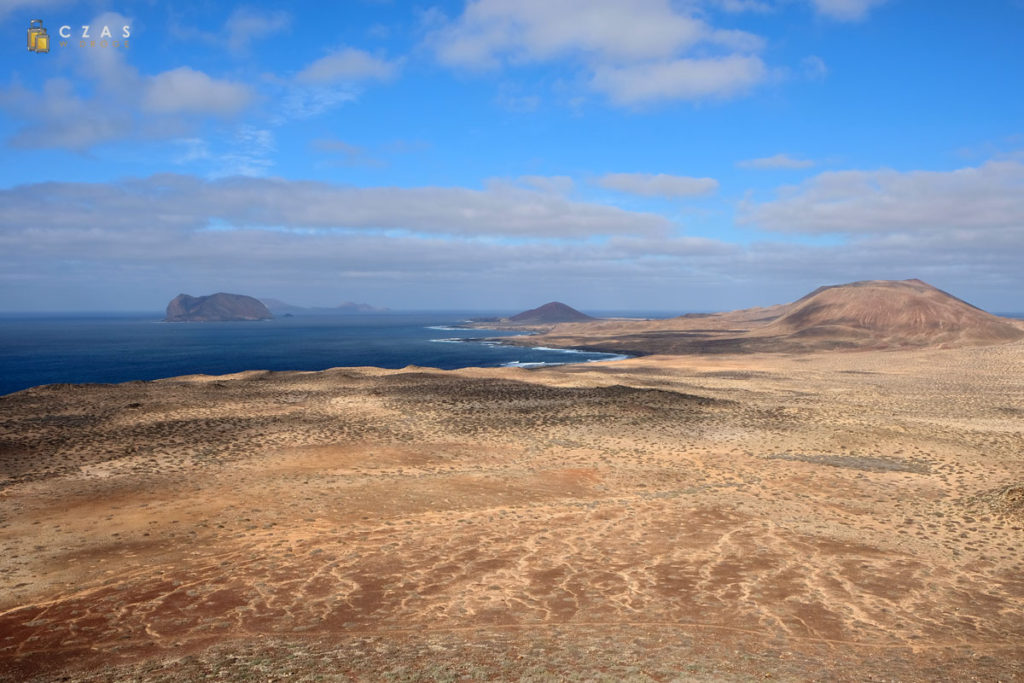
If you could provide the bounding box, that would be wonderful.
[28,19,50,53]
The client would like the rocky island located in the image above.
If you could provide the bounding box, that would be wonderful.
[164,293,273,322]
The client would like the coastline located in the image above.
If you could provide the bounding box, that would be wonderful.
[0,315,637,395]
[430,325,635,365]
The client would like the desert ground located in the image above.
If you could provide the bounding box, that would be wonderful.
[2,336,1023,681]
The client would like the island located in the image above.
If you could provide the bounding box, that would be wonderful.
[164,293,273,322]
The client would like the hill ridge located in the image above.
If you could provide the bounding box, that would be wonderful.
[505,279,1024,355]
[509,301,596,324]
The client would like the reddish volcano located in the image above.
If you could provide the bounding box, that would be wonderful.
[760,279,1023,347]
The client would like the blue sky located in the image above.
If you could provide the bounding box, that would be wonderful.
[1,0,1023,312]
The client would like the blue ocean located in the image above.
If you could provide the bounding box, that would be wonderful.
[0,313,633,396]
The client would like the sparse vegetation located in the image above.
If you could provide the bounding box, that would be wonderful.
[2,342,1024,681]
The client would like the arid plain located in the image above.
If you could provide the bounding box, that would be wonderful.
[2,282,1024,681]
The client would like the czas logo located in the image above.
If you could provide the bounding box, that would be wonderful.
[27,19,50,53]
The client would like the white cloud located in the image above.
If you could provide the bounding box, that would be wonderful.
[225,7,291,53]
[431,0,718,67]
[6,174,1024,312]
[0,78,131,150]
[142,67,253,116]
[0,12,255,149]
[0,174,671,239]
[591,55,767,105]
[297,47,400,84]
[427,0,769,105]
[737,153,816,170]
[809,0,888,21]
[5,170,1024,311]
[741,161,1024,235]
[597,173,719,197]
[73,13,140,92]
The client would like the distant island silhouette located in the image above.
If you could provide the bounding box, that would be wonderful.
[260,298,390,315]
[508,301,596,324]
[164,293,273,322]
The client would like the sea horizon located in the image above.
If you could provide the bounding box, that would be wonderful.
[0,311,640,396]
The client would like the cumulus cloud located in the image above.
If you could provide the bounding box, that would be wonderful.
[432,0,718,67]
[737,153,816,170]
[297,47,401,84]
[142,67,253,116]
[73,13,141,91]
[597,173,719,197]
[0,78,132,150]
[740,161,1024,235]
[427,0,769,105]
[0,12,255,150]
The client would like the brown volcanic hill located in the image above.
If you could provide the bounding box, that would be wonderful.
[508,301,596,324]
[759,279,1024,347]
[510,279,1024,356]
[165,293,273,322]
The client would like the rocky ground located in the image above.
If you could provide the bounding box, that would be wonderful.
[1,342,1023,681]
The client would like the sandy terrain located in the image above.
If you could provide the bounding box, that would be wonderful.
[2,341,1024,681]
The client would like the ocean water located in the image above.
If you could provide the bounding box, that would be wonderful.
[0,313,631,396]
